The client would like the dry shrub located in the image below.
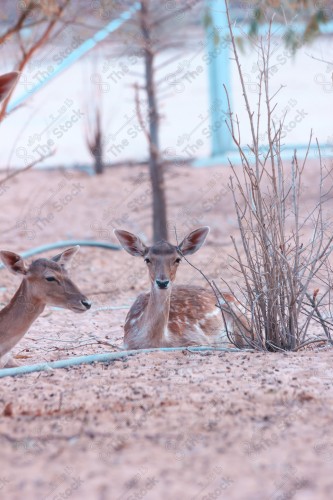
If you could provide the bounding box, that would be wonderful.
[215,2,333,351]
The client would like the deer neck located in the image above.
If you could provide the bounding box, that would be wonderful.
[143,285,171,346]
[0,280,45,357]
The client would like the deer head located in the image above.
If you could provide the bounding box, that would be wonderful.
[0,246,91,312]
[114,227,210,290]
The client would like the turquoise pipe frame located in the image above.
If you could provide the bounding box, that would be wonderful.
[0,346,248,378]
[0,240,121,270]
[8,3,140,113]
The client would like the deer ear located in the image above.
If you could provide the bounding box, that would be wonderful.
[0,72,20,103]
[51,246,80,268]
[0,251,27,275]
[178,226,210,256]
[114,229,147,257]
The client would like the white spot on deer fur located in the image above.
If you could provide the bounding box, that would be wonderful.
[128,311,144,326]
[204,308,220,319]
[163,327,170,340]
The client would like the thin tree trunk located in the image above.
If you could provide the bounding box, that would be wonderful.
[94,154,104,175]
[93,116,104,175]
[140,0,168,242]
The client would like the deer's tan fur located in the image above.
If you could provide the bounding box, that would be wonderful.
[0,247,91,368]
[115,227,252,349]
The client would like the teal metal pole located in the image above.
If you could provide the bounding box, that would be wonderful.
[205,0,232,157]
[7,2,140,113]
[203,2,333,164]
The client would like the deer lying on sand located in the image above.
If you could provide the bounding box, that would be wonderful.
[114,227,252,349]
[0,246,91,368]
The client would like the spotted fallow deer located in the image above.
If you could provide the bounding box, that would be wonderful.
[114,227,252,349]
[0,71,19,104]
[0,246,91,368]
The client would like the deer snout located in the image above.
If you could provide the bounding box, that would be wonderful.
[156,279,170,290]
[81,299,91,310]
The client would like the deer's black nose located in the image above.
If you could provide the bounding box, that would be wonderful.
[81,299,91,309]
[156,279,170,289]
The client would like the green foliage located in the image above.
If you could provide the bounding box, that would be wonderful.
[249,7,265,38]
[248,2,331,51]
[235,36,245,53]
[204,2,330,54]
[203,8,212,30]
[303,9,329,43]
[283,28,303,52]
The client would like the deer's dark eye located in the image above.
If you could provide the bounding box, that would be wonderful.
[144,258,151,264]
[175,258,181,264]
[46,276,57,282]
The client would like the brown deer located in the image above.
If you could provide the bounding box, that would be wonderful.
[0,71,19,104]
[114,227,252,349]
[0,246,91,368]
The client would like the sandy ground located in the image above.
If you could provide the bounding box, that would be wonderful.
[0,163,333,499]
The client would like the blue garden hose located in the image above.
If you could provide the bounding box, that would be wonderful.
[0,346,247,379]
[0,240,121,269]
